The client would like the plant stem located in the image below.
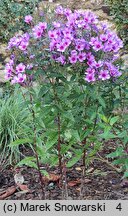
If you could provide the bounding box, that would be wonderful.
[80,139,86,199]
[21,89,45,198]
[57,114,62,174]
[29,92,46,199]
[62,160,68,199]
[96,153,121,173]
[48,77,62,174]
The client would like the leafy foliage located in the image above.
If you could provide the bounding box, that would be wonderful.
[2,5,128,182]
[104,0,128,48]
[0,0,39,42]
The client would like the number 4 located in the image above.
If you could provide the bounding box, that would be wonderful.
[116,203,122,211]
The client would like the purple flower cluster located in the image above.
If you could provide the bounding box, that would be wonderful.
[5,59,26,84]
[49,6,123,82]
[32,22,47,39]
[5,20,47,84]
[7,33,30,51]
[5,7,123,84]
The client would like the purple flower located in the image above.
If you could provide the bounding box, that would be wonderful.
[71,50,78,56]
[75,20,85,28]
[85,74,96,82]
[5,73,12,80]
[53,21,61,28]
[10,54,15,60]
[26,64,33,70]
[39,11,44,17]
[38,22,47,31]
[62,38,71,48]
[106,63,122,77]
[90,37,97,46]
[30,54,35,59]
[55,6,64,15]
[50,40,57,51]
[99,70,110,80]
[22,33,30,42]
[85,68,95,74]
[93,40,103,51]
[100,34,108,42]
[57,43,67,52]
[11,73,26,84]
[5,63,13,75]
[7,36,20,49]
[111,43,121,53]
[24,15,33,24]
[9,59,14,66]
[87,59,95,67]
[32,26,43,39]
[75,39,85,51]
[11,76,18,84]
[64,8,72,17]
[17,73,26,83]
[56,55,66,64]
[78,52,86,62]
[86,52,94,60]
[19,41,29,50]
[48,30,58,39]
[94,60,103,68]
[16,63,26,73]
[103,42,112,52]
[63,28,73,40]
[69,55,77,64]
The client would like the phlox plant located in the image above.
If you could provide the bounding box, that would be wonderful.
[4,5,125,198]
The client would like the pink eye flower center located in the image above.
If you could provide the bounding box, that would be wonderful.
[96,44,100,48]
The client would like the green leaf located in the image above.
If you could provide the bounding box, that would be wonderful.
[38,85,50,98]
[41,170,49,177]
[99,130,116,140]
[117,131,127,138]
[107,147,124,158]
[10,138,32,147]
[123,171,128,178]
[98,96,106,108]
[72,130,81,142]
[109,116,119,126]
[67,151,82,168]
[46,131,58,150]
[64,130,72,140]
[37,146,46,158]
[16,157,37,169]
[99,114,108,123]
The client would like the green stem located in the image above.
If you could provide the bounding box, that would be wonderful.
[48,77,62,173]
[21,89,45,198]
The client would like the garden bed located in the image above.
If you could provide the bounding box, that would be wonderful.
[0,144,128,200]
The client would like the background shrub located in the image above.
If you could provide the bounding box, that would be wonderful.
[0,0,40,42]
[104,0,128,50]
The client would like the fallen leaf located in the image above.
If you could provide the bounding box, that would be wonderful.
[68,178,91,187]
[68,179,81,187]
[84,179,92,184]
[76,187,80,192]
[0,186,16,200]
[87,168,94,173]
[17,184,30,192]
[75,167,82,171]
[42,173,60,183]
[14,173,24,184]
